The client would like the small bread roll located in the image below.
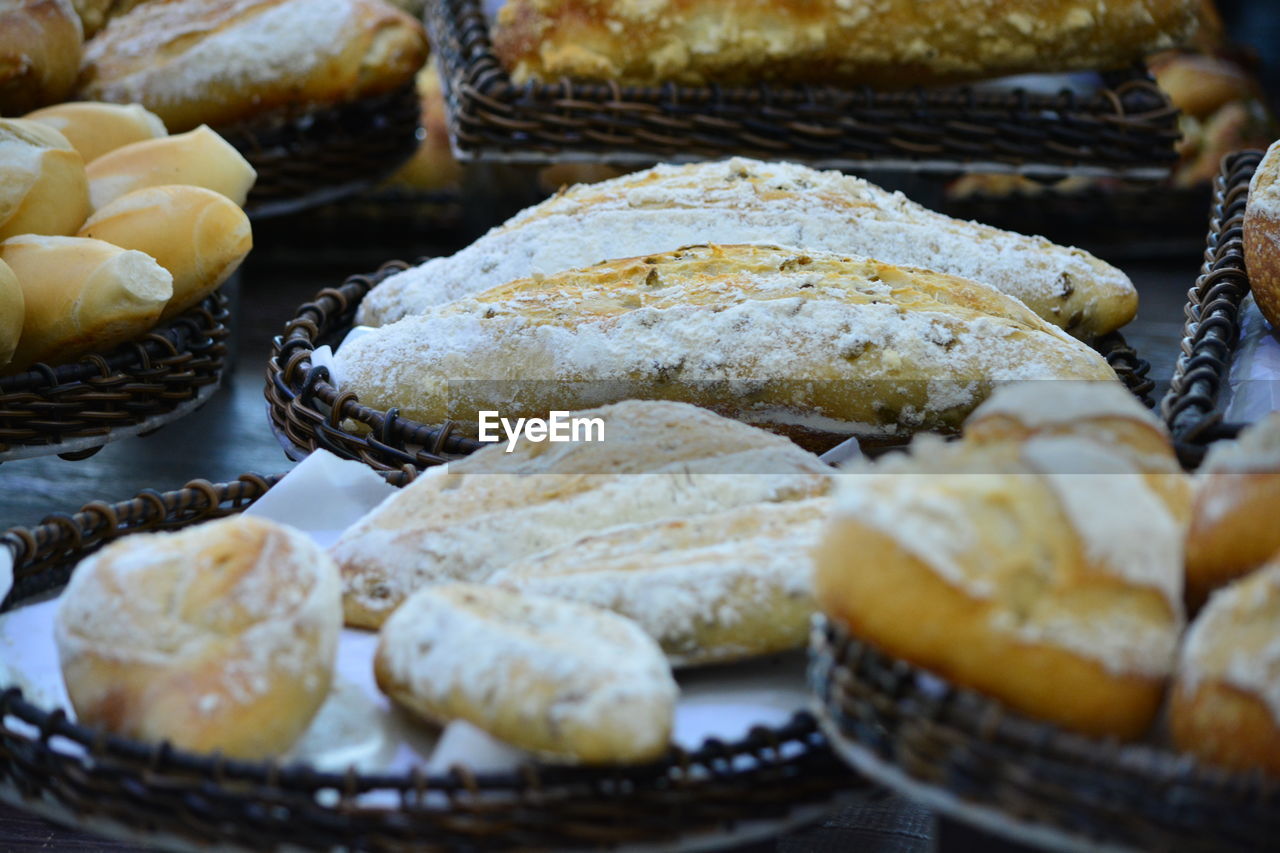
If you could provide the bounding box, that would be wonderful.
[85,125,256,211]
[1245,140,1280,331]
[24,102,167,164]
[1170,557,1280,775]
[375,584,677,764]
[0,119,90,240]
[55,516,342,759]
[0,234,172,371]
[0,0,83,115]
[0,257,22,368]
[79,185,252,320]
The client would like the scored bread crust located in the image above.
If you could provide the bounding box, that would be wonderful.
[1244,140,1280,330]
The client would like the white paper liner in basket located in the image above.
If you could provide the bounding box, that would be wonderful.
[1224,295,1280,423]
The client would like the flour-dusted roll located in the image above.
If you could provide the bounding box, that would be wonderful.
[84,126,256,211]
[1244,139,1280,330]
[55,516,343,759]
[337,244,1118,449]
[0,119,90,241]
[0,257,22,369]
[375,583,677,764]
[24,102,167,164]
[357,158,1137,338]
[332,399,833,628]
[814,435,1185,740]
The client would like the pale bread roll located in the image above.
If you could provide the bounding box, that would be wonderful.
[0,118,90,240]
[85,125,256,211]
[1244,140,1280,331]
[375,583,677,764]
[0,0,83,115]
[0,257,22,368]
[24,101,167,164]
[0,234,172,370]
[79,184,252,320]
[55,516,342,759]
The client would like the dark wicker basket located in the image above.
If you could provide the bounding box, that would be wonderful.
[1159,150,1262,468]
[264,261,1156,472]
[0,474,859,851]
[427,0,1181,175]
[0,289,229,462]
[810,615,1280,853]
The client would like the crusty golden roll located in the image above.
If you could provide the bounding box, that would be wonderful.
[79,184,252,320]
[0,0,83,114]
[0,119,90,241]
[79,0,428,133]
[24,102,168,164]
[814,435,1184,740]
[85,125,256,211]
[1244,140,1280,330]
[1150,52,1255,121]
[375,583,677,764]
[55,516,342,759]
[0,257,22,368]
[1171,556,1280,775]
[1185,413,1280,610]
[0,234,172,371]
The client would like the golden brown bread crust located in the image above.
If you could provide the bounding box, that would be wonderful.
[1245,141,1280,330]
[493,0,1199,87]
[1170,680,1280,776]
[1185,472,1280,611]
[79,0,428,132]
[0,0,83,114]
[0,258,22,369]
[0,119,90,242]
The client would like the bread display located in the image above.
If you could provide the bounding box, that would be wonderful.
[79,0,429,133]
[55,516,342,759]
[79,185,252,321]
[381,62,463,194]
[357,158,1137,339]
[0,119,90,242]
[332,399,833,629]
[0,257,22,369]
[1244,139,1280,330]
[0,0,83,115]
[375,583,677,764]
[491,0,1198,88]
[1171,556,1280,775]
[24,102,167,164]
[85,126,257,211]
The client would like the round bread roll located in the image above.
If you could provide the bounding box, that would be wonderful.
[1170,556,1280,775]
[79,184,252,320]
[0,119,90,241]
[85,125,256,211]
[0,257,22,368]
[0,0,83,115]
[1185,413,1280,610]
[814,435,1184,740]
[0,234,172,371]
[24,102,167,164]
[1245,140,1280,331]
[375,583,677,764]
[55,515,342,759]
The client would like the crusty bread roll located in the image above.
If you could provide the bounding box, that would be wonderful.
[1244,140,1280,330]
[1171,556,1280,775]
[84,125,256,211]
[814,435,1184,740]
[56,516,342,759]
[1150,52,1256,121]
[0,234,172,371]
[0,0,83,115]
[492,497,828,666]
[24,102,167,164]
[332,399,833,628]
[0,257,22,368]
[79,184,252,320]
[375,583,677,764]
[493,0,1198,88]
[0,119,90,241]
[337,244,1118,449]
[1185,413,1280,610]
[358,158,1136,338]
[79,0,428,133]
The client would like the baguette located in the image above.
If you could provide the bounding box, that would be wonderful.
[24,102,168,164]
[84,126,256,211]
[0,257,22,369]
[0,119,90,241]
[0,0,82,114]
[1244,140,1280,330]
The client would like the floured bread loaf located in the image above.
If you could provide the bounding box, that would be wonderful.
[331,399,833,628]
[814,435,1184,739]
[357,158,1136,338]
[375,583,677,764]
[492,497,829,666]
[337,244,1118,449]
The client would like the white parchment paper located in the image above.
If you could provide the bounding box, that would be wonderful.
[1224,295,1280,423]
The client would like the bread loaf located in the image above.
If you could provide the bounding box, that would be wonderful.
[0,119,90,241]
[1244,140,1280,330]
[337,244,1119,449]
[0,0,82,114]
[0,257,22,369]
[492,0,1198,88]
[55,516,342,759]
[79,184,252,320]
[79,0,428,132]
[24,102,168,164]
[358,158,1136,338]
[0,234,172,371]
[84,126,256,211]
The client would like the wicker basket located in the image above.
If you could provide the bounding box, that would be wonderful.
[0,289,229,462]
[809,616,1280,853]
[1159,150,1261,468]
[427,0,1181,176]
[0,474,859,851]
